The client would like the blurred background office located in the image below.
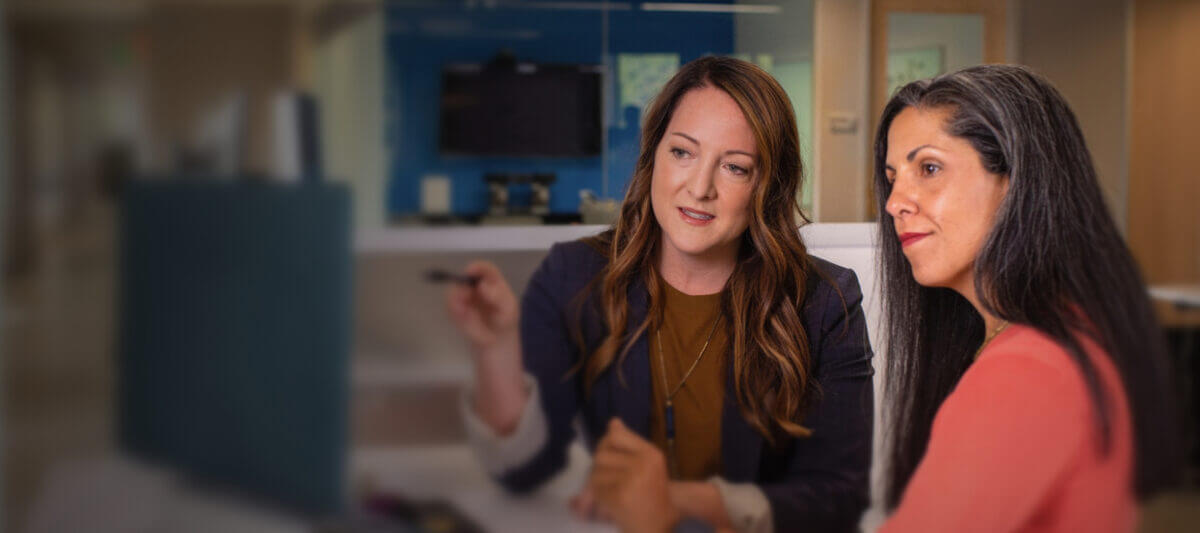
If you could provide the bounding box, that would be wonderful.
[1,0,1197,532]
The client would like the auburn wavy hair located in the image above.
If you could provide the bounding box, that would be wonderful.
[578,56,818,442]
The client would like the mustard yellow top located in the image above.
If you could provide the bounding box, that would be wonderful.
[647,277,728,481]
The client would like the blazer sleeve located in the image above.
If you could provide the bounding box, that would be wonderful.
[492,242,589,492]
[762,266,875,532]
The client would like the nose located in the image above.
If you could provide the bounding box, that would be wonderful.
[686,159,718,201]
[884,176,918,219]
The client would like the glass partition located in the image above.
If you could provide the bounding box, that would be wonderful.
[381,0,815,224]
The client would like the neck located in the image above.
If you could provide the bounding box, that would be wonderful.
[658,244,736,296]
[953,274,1005,336]
[976,309,1006,341]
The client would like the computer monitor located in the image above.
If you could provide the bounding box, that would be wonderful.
[118,180,351,517]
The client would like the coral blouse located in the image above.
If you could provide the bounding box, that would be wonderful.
[880,323,1136,533]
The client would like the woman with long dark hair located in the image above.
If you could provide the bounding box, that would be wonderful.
[875,64,1182,531]
[446,56,874,532]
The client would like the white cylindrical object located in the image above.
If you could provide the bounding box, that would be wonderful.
[421,175,451,215]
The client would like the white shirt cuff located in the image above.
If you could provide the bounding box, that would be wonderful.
[709,476,774,533]
[460,372,549,477]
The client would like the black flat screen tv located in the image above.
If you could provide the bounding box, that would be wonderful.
[439,62,603,157]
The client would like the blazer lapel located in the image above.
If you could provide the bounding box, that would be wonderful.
[611,276,652,437]
[720,362,763,482]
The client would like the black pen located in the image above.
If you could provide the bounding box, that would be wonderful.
[425,269,481,286]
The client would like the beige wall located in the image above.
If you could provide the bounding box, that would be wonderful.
[1017,0,1131,231]
[313,8,387,229]
[146,4,293,174]
[1129,0,1200,288]
[5,17,149,274]
[812,0,871,222]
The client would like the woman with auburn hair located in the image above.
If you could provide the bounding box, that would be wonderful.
[447,56,874,532]
[874,65,1182,532]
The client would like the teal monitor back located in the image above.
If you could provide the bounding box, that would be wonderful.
[118,179,351,517]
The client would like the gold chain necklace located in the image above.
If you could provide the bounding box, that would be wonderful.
[655,314,721,479]
[975,320,1010,359]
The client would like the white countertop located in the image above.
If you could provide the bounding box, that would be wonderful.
[353,443,612,533]
[355,222,878,253]
[356,224,610,252]
[22,447,609,533]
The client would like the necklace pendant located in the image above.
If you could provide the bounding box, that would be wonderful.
[665,403,678,478]
[664,402,676,440]
[666,436,678,479]
[655,319,721,482]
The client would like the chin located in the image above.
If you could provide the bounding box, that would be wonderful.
[663,233,718,257]
[908,265,949,288]
[674,240,718,257]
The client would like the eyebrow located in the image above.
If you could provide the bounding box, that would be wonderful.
[906,144,934,161]
[670,132,699,145]
[669,132,756,158]
[884,144,935,172]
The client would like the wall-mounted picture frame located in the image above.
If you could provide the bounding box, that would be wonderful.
[887,46,944,96]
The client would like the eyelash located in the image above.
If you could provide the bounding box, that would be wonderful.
[670,147,750,176]
[885,161,940,183]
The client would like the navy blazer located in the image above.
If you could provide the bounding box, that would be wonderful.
[500,239,874,532]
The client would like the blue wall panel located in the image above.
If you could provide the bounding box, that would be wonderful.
[385,1,735,216]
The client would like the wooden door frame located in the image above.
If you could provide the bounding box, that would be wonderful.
[866,0,1009,218]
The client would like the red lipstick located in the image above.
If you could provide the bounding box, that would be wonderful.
[898,232,929,247]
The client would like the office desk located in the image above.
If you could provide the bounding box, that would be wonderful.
[26,446,609,533]
[1150,285,1200,309]
[1149,284,1200,480]
[352,443,614,533]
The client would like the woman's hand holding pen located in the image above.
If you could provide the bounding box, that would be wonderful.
[586,419,681,533]
[444,261,528,436]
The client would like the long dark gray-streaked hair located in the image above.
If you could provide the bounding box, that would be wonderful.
[874,64,1182,508]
